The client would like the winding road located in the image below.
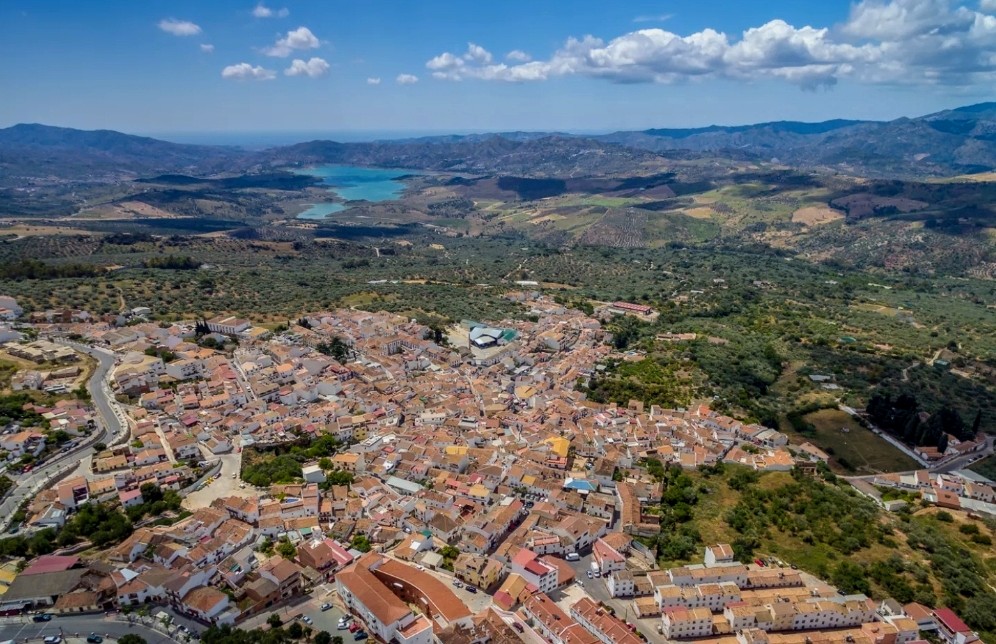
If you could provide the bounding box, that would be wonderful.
[0,341,127,532]
[0,613,181,644]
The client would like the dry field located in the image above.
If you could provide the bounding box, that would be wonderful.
[791,206,844,226]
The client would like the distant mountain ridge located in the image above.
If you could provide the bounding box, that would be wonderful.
[597,103,996,177]
[0,123,249,181]
[2,102,995,180]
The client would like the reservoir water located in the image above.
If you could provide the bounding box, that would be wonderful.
[294,165,415,219]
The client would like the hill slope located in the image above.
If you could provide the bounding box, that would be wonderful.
[0,123,249,182]
[599,103,996,178]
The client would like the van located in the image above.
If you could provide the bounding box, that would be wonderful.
[566,552,580,562]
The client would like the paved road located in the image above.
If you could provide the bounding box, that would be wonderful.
[0,343,126,532]
[182,451,254,510]
[934,435,995,474]
[0,614,178,643]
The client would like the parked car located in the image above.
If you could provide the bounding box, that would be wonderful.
[453,580,463,588]
[87,634,104,643]
[336,623,350,631]
[33,614,52,622]
[465,586,477,594]
[353,632,368,641]
[586,571,593,579]
[320,603,332,611]
[43,637,61,644]
[512,623,524,633]
[348,623,361,633]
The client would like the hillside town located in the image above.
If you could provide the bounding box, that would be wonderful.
[0,292,990,644]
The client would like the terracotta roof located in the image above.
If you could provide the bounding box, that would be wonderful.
[337,564,410,627]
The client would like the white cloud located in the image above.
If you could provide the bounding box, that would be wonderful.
[506,50,532,62]
[396,73,419,84]
[465,43,492,64]
[285,57,330,78]
[252,3,289,18]
[158,18,201,37]
[200,43,215,53]
[366,77,382,85]
[425,0,996,88]
[263,26,320,57]
[221,62,276,80]
[633,14,673,23]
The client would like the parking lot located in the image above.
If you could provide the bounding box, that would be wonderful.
[297,586,349,635]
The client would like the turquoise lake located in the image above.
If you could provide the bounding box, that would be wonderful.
[294,165,415,219]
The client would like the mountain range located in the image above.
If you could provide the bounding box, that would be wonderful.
[2,103,996,181]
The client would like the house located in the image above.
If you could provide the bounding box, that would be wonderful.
[661,607,713,640]
[56,477,90,510]
[704,544,735,566]
[119,489,144,509]
[453,553,504,590]
[933,608,980,644]
[302,464,326,484]
[180,586,235,625]
[258,555,302,600]
[523,594,598,644]
[207,316,251,336]
[510,548,558,595]
[297,537,353,580]
[570,597,643,644]
[592,538,626,576]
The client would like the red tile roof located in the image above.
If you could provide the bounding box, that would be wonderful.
[21,555,80,576]
[934,608,971,634]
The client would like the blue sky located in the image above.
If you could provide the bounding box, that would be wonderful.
[2,0,995,138]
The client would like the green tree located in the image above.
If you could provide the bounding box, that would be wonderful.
[118,635,148,644]
[267,614,283,629]
[831,561,871,595]
[350,534,371,553]
[276,539,297,560]
[314,632,332,644]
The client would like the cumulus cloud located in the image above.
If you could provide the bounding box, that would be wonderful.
[506,50,532,62]
[285,57,330,78]
[200,43,215,53]
[425,0,996,88]
[252,3,289,18]
[396,73,419,84]
[221,62,276,80]
[366,77,382,85]
[158,18,201,36]
[263,26,320,57]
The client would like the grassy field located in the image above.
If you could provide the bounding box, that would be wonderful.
[786,409,920,474]
[968,454,996,482]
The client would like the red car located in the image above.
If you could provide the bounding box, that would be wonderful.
[348,623,361,633]
[754,559,765,567]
